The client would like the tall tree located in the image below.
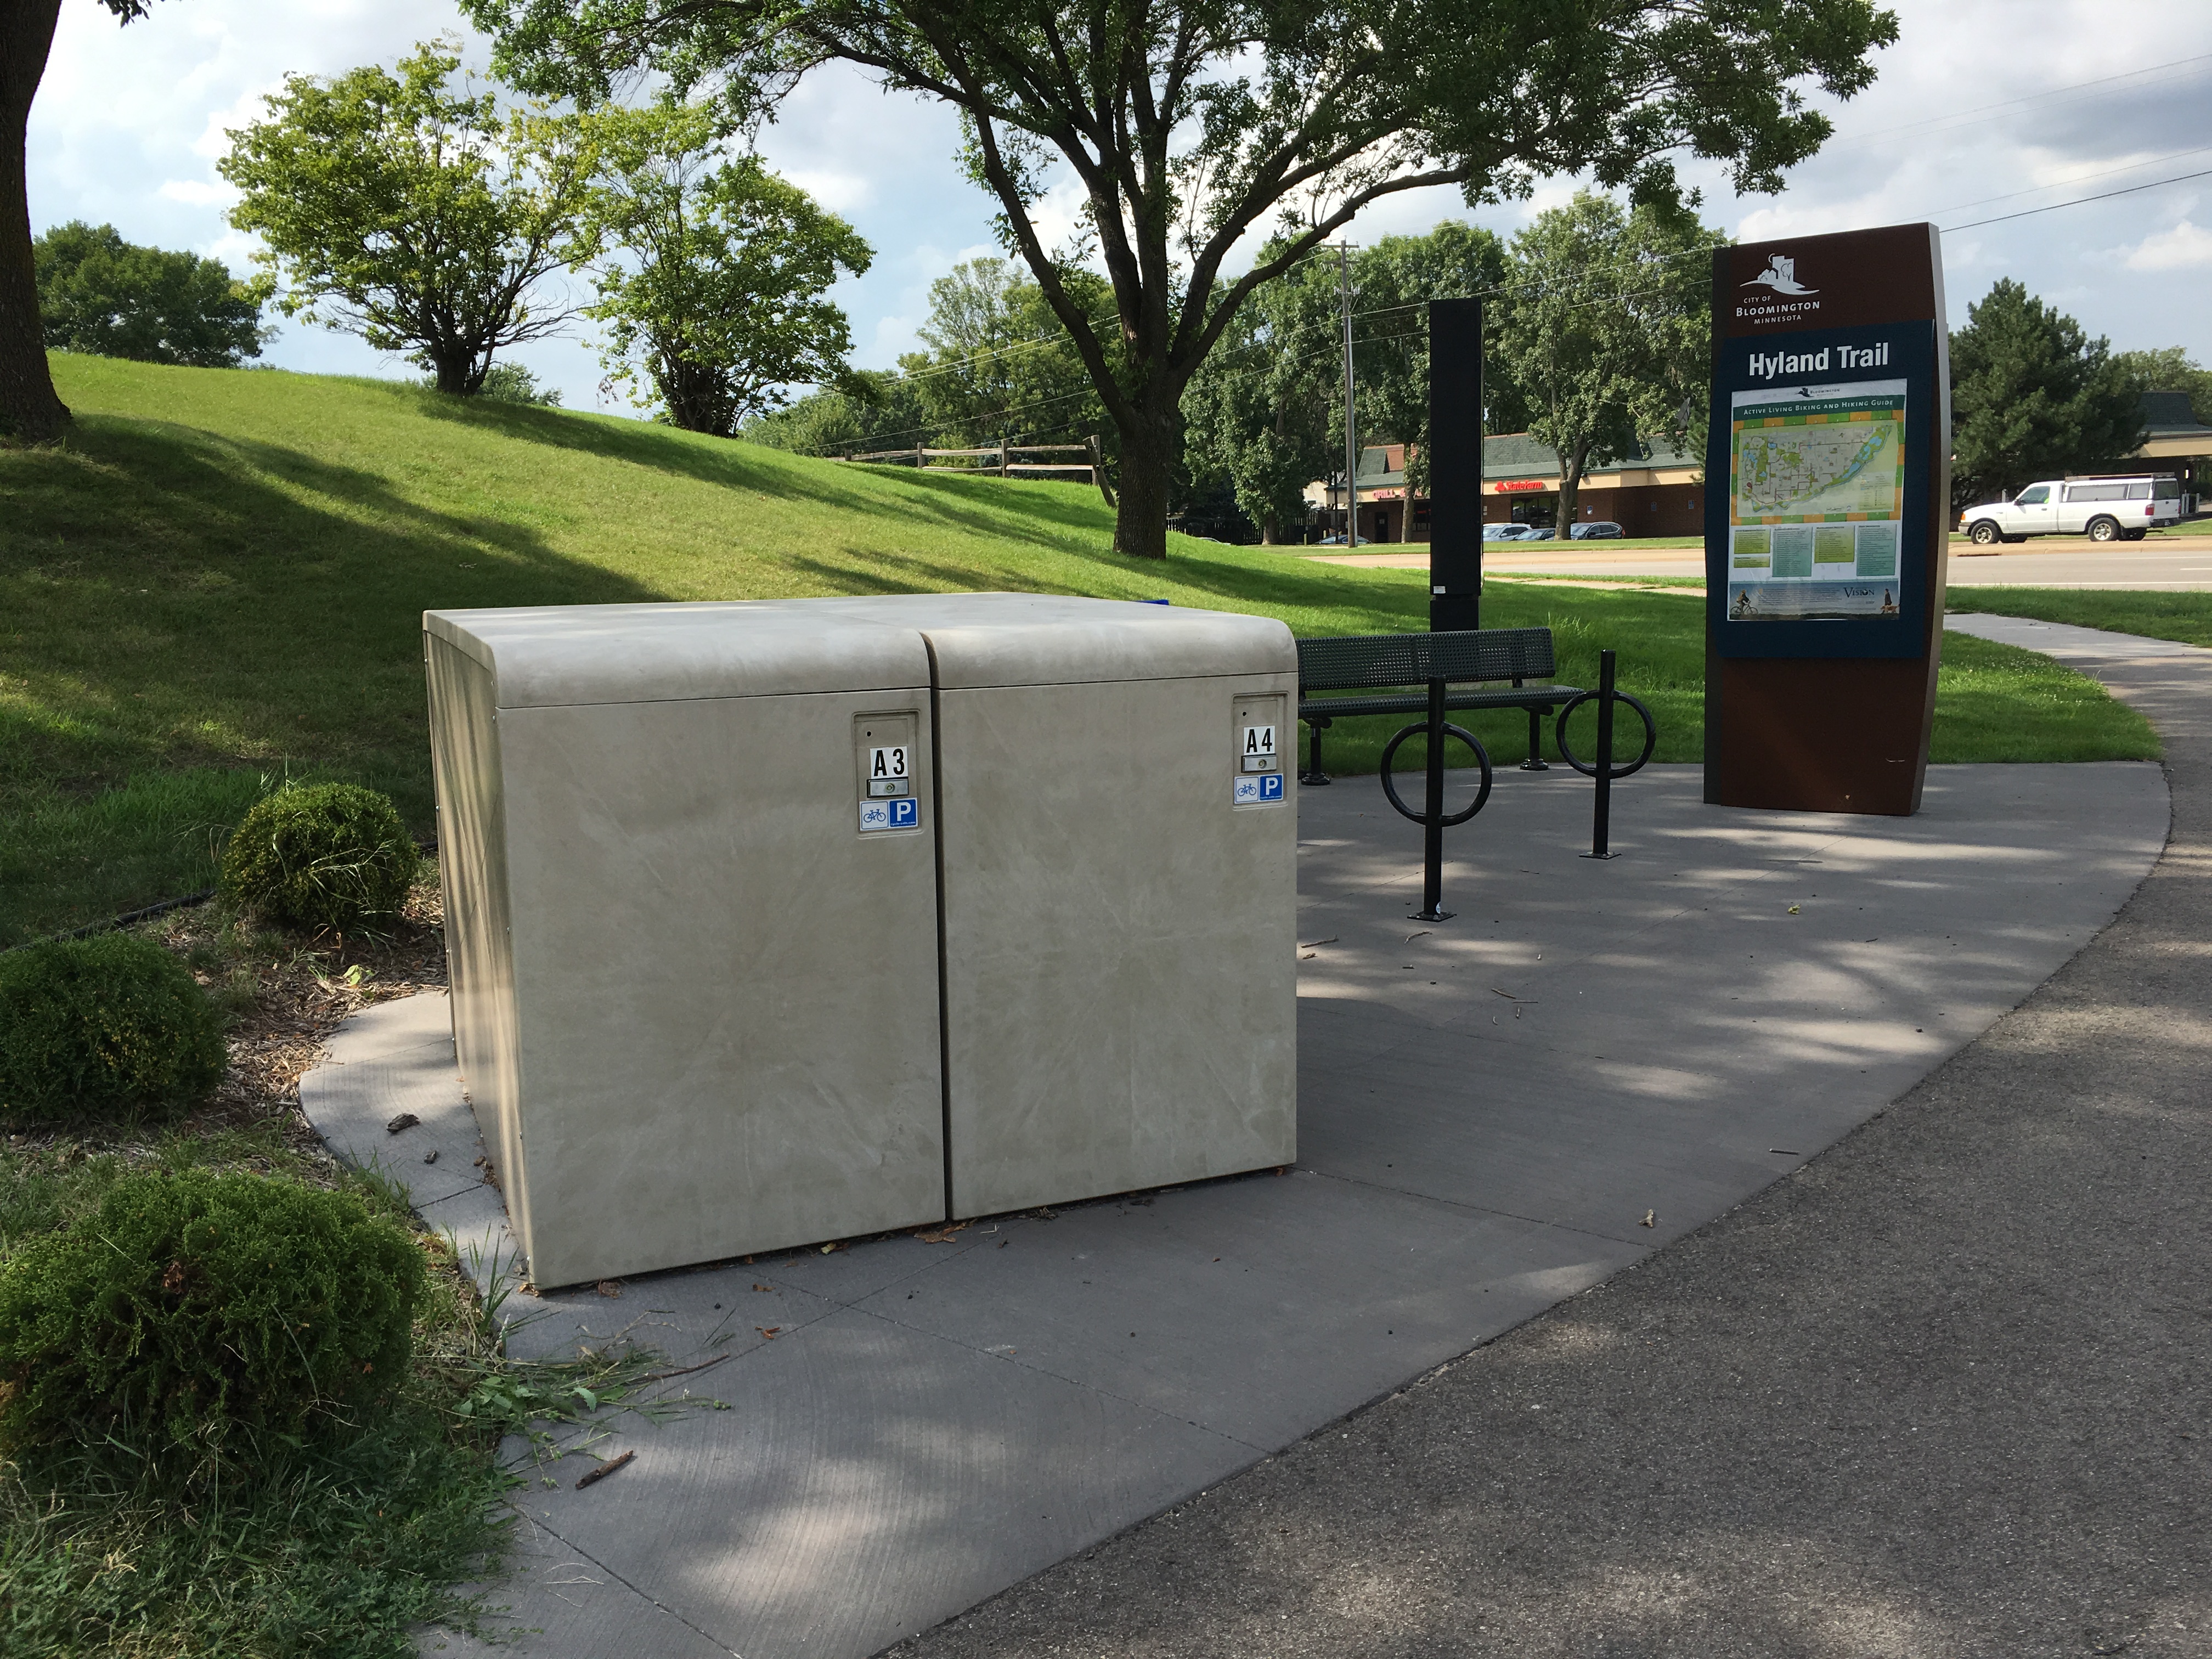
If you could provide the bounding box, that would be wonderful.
[1180,295,1328,544]
[2113,345,2212,425]
[897,255,1115,452]
[1338,223,1521,498]
[2,0,174,441]
[741,367,932,454]
[586,99,871,434]
[1492,192,1714,532]
[1950,280,2145,507]
[1183,225,1518,544]
[219,42,597,396]
[462,0,1898,557]
[35,221,266,367]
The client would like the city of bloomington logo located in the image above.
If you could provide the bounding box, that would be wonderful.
[1736,252,1823,324]
[1743,254,1817,296]
[1746,341,1892,381]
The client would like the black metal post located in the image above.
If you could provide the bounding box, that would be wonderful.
[1583,649,1618,861]
[1427,298,1484,633]
[1411,677,1455,919]
[1522,703,1548,770]
[1301,716,1330,786]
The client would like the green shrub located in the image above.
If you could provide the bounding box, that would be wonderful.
[219,782,419,934]
[0,932,227,1124]
[0,1170,425,1476]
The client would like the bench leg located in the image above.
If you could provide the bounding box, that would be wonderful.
[1521,704,1550,771]
[1299,716,1331,785]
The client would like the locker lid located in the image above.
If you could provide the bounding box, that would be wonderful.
[424,603,934,708]
[780,593,1298,689]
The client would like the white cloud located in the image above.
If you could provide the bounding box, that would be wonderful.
[780,169,873,214]
[158,179,236,207]
[2119,219,2212,270]
[21,0,2212,398]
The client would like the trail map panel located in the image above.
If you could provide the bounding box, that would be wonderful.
[1727,380,1906,624]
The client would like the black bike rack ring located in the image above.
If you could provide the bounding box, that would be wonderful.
[1553,689,1657,780]
[1378,720,1494,827]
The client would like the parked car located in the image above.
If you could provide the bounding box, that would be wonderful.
[1314,534,1372,546]
[1482,522,1538,540]
[1524,527,1556,540]
[1960,475,2184,545]
[1570,521,1625,539]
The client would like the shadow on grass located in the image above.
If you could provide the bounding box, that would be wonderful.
[400,383,1125,551]
[1,414,667,936]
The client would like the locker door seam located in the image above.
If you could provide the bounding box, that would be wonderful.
[923,635,955,1222]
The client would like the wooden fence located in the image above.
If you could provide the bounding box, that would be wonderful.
[840,437,1115,507]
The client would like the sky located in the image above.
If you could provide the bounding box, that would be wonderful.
[25,0,2212,415]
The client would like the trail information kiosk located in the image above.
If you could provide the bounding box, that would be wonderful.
[1703,224,1951,815]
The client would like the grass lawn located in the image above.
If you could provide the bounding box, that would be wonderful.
[1950,588,2212,648]
[0,896,716,1658]
[0,354,2158,944]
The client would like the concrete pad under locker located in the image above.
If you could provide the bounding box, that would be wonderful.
[300,757,2164,1659]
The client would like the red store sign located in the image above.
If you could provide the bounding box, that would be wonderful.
[1491,479,1548,494]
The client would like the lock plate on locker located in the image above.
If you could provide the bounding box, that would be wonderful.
[1231,693,1289,805]
[855,713,922,832]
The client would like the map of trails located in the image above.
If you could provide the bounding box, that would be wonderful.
[1731,381,1908,524]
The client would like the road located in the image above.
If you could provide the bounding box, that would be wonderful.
[1304,534,2212,588]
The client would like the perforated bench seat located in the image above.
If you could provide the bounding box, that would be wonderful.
[1294,626,1580,781]
[1301,684,1581,719]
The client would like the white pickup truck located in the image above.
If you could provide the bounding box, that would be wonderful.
[1961,475,2185,545]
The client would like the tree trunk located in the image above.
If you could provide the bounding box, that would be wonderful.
[1112,408,1175,559]
[1259,509,1280,546]
[1556,437,1591,538]
[0,0,69,444]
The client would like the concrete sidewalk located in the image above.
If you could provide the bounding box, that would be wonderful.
[301,747,2164,1659]
[874,617,2212,1658]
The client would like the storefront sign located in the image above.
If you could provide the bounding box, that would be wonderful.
[1491,479,1546,494]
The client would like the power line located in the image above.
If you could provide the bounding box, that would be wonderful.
[1921,144,2212,219]
[1943,166,2212,232]
[1838,53,2212,143]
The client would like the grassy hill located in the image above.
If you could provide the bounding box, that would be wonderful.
[0,354,2154,944]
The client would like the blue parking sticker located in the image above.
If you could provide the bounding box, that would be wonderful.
[1233,772,1286,805]
[859,796,921,832]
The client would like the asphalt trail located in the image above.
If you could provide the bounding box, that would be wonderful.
[887,623,2212,1659]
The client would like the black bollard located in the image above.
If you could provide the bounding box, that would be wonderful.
[1411,676,1455,920]
[1582,648,1618,861]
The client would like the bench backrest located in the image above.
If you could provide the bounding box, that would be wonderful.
[1296,627,1557,691]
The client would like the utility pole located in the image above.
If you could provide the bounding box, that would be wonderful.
[1336,242,1358,544]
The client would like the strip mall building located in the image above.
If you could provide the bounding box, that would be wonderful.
[1308,391,2212,546]
[1303,433,1706,544]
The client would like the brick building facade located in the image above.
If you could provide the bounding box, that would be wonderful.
[1304,434,1705,543]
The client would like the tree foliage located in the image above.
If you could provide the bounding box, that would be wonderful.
[1182,225,1519,543]
[895,255,1115,452]
[1950,279,2146,507]
[2113,346,2212,424]
[460,0,1899,556]
[1492,192,1715,531]
[740,368,932,454]
[585,100,870,435]
[33,221,266,368]
[425,359,564,403]
[219,42,596,396]
[1338,224,1522,495]
[1180,286,1331,545]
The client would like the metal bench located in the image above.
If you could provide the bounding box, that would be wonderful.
[1295,627,1579,785]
